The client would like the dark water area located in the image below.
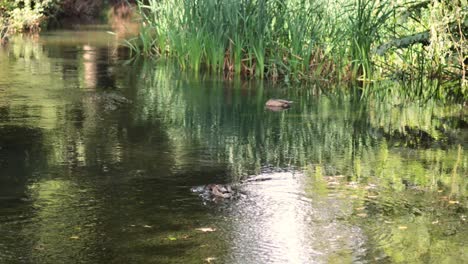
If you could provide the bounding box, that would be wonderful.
[0,28,467,263]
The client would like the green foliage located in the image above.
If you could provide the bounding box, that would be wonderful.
[130,0,467,100]
[0,0,15,12]
[371,0,467,100]
[0,0,61,32]
[345,0,393,81]
[130,0,327,80]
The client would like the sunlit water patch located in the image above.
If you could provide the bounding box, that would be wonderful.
[215,171,367,263]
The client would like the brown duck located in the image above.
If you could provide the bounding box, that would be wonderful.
[207,184,233,199]
[265,99,293,108]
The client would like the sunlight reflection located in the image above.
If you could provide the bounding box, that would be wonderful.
[83,45,97,89]
[226,171,365,263]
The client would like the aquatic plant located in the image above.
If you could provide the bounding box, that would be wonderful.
[130,0,467,101]
[345,0,393,82]
[130,0,328,80]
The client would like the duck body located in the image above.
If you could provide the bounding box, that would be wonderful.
[265,99,293,108]
[207,184,233,199]
[191,184,234,200]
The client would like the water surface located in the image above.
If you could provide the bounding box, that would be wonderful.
[0,28,467,263]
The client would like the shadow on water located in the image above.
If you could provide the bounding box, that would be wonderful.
[0,28,467,263]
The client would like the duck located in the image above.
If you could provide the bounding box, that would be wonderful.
[265,99,293,108]
[207,184,233,199]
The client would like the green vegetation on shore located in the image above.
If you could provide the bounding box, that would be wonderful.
[0,0,61,34]
[0,0,132,40]
[1,1,466,101]
[129,0,467,101]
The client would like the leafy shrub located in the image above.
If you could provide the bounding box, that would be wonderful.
[0,0,61,32]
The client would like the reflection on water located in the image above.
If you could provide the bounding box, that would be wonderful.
[0,28,467,263]
[222,171,366,264]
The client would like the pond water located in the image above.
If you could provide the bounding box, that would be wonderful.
[0,27,467,264]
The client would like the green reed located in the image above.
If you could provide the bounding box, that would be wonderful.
[128,0,467,101]
[130,0,329,79]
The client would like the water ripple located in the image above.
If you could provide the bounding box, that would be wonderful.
[218,171,367,264]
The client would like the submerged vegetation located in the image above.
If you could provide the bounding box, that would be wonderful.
[129,0,467,101]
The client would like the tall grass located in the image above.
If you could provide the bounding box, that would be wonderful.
[128,0,391,82]
[128,0,467,101]
[346,0,393,82]
[130,0,330,80]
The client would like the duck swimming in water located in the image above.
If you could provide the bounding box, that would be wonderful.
[191,184,234,200]
[207,184,233,199]
[265,99,293,108]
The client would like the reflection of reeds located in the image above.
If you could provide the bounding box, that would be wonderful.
[131,63,467,192]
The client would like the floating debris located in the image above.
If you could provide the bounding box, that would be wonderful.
[196,227,216,232]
